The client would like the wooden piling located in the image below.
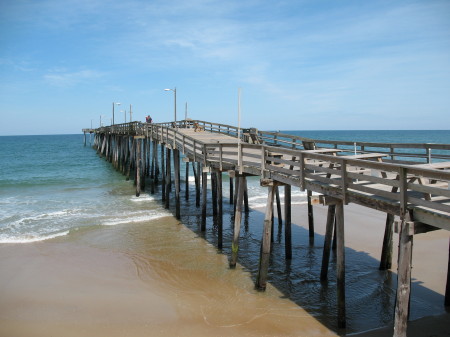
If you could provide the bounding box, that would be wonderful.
[201,169,208,231]
[212,169,218,216]
[217,170,223,249]
[307,190,314,243]
[244,178,249,213]
[255,182,276,290]
[445,238,450,306]
[161,144,166,202]
[194,162,201,207]
[185,161,189,200]
[284,185,292,260]
[380,213,395,270]
[229,177,234,204]
[165,148,171,209]
[321,205,336,281]
[335,201,346,329]
[230,175,245,268]
[135,138,141,197]
[174,149,181,219]
[393,218,414,337]
[276,186,282,226]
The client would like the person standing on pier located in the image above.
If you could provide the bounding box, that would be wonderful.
[145,115,152,123]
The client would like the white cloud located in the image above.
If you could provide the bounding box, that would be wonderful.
[43,69,104,87]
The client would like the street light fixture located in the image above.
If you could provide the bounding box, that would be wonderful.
[164,88,177,126]
[112,102,121,125]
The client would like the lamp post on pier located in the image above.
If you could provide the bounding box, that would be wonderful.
[112,102,121,125]
[164,87,177,126]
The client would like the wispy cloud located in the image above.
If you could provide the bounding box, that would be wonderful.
[43,69,104,87]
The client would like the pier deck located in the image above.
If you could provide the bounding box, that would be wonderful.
[84,120,450,337]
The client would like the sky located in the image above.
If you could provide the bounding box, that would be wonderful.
[1,0,449,135]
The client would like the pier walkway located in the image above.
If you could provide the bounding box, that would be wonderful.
[84,120,450,337]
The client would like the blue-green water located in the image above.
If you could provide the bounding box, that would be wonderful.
[1,130,449,242]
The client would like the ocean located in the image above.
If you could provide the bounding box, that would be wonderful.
[1,130,449,333]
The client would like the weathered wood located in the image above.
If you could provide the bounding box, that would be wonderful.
[161,144,166,202]
[174,149,181,219]
[229,176,234,204]
[445,238,450,306]
[321,204,336,280]
[233,175,240,216]
[201,171,208,231]
[244,178,249,213]
[212,169,218,216]
[165,148,171,209]
[307,190,314,243]
[192,162,200,207]
[284,184,292,260]
[255,184,275,290]
[276,186,282,226]
[380,213,395,270]
[230,175,245,268]
[217,170,223,249]
[135,138,141,197]
[185,161,189,200]
[335,201,346,329]
[393,218,414,337]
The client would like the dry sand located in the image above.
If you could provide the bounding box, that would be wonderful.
[0,203,449,337]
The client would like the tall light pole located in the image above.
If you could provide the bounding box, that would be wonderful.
[112,102,121,125]
[164,87,177,126]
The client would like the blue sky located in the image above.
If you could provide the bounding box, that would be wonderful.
[1,0,449,135]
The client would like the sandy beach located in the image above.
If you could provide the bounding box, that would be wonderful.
[1,203,449,337]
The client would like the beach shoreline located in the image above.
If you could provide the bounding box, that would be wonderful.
[1,202,449,336]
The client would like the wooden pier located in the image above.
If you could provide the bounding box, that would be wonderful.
[84,120,450,337]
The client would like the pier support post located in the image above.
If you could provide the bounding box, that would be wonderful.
[194,162,200,207]
[276,186,282,226]
[445,238,450,307]
[321,204,336,281]
[284,185,292,260]
[217,170,223,249]
[244,178,249,213]
[161,144,166,202]
[185,161,189,200]
[255,181,276,290]
[335,200,346,329]
[212,169,218,217]
[201,168,208,231]
[393,217,414,337]
[230,174,245,268]
[380,213,395,270]
[229,177,234,204]
[150,140,156,194]
[165,148,171,209]
[174,149,181,219]
[307,190,315,244]
[135,137,142,197]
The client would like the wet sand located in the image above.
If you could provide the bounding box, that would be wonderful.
[1,203,449,336]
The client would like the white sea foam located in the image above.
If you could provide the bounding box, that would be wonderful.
[0,230,70,244]
[129,194,155,202]
[101,211,171,226]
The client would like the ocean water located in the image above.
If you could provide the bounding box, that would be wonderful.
[1,130,449,333]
